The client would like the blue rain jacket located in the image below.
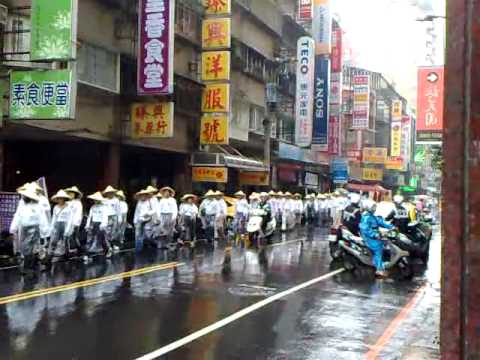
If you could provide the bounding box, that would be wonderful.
[359,212,394,242]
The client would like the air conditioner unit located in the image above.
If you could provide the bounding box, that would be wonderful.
[0,5,7,27]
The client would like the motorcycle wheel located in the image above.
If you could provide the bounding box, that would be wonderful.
[343,253,358,271]
[420,242,430,264]
[329,241,344,260]
[398,258,414,280]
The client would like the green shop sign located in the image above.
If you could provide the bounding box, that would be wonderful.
[30,0,78,61]
[10,70,76,119]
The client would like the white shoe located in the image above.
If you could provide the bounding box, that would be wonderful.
[82,256,89,263]
[113,245,120,253]
[106,249,113,258]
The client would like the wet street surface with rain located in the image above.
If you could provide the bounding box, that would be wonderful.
[0,227,440,360]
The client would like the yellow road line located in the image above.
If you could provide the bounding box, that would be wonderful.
[0,262,183,305]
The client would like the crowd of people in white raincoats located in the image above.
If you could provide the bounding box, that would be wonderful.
[8,180,354,275]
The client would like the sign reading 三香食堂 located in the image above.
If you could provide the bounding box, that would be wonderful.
[131,102,174,138]
[10,70,76,119]
[30,0,78,61]
[200,115,229,145]
[192,167,228,183]
[137,0,174,95]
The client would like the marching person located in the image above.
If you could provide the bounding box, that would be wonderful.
[178,194,198,245]
[10,183,50,275]
[133,189,156,252]
[199,190,218,245]
[284,192,296,231]
[102,185,121,253]
[233,191,249,239]
[249,192,260,210]
[84,192,110,261]
[215,191,227,242]
[48,190,75,262]
[116,190,129,248]
[304,194,316,226]
[267,191,279,228]
[293,193,303,225]
[30,182,51,247]
[156,186,178,249]
[65,186,83,254]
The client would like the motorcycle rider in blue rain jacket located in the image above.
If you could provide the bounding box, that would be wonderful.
[359,199,394,278]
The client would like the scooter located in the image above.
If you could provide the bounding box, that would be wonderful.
[339,229,413,279]
[390,222,430,264]
[329,225,358,260]
[247,209,276,248]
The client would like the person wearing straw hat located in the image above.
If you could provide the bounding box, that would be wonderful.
[102,185,122,253]
[214,191,227,242]
[84,192,110,261]
[133,189,156,252]
[115,190,129,248]
[30,181,52,226]
[293,193,303,226]
[9,183,50,274]
[65,186,83,253]
[199,190,218,245]
[249,192,260,210]
[178,194,198,245]
[156,186,178,249]
[233,191,249,238]
[315,194,326,227]
[48,190,75,262]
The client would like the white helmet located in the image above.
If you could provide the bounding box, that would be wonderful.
[393,195,404,204]
[363,199,377,212]
[349,193,361,204]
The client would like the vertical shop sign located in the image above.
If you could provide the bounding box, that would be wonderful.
[298,0,313,20]
[391,121,402,157]
[201,83,230,113]
[295,37,315,147]
[138,0,175,95]
[10,70,76,119]
[331,25,343,72]
[328,72,342,155]
[200,115,229,145]
[392,99,402,121]
[312,0,331,55]
[400,115,412,169]
[131,102,174,138]
[352,74,370,129]
[312,56,330,150]
[202,18,231,49]
[30,0,78,61]
[416,66,444,142]
[204,0,231,15]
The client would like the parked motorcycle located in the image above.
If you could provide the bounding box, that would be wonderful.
[390,222,431,264]
[339,229,413,279]
[247,209,276,248]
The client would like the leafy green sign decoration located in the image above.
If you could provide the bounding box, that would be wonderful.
[10,70,76,120]
[30,0,77,61]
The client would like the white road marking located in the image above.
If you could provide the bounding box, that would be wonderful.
[134,268,345,360]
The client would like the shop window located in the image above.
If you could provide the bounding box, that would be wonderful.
[77,42,120,93]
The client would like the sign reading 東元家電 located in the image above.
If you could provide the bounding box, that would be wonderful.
[10,70,76,119]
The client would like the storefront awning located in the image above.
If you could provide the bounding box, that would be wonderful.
[347,183,390,194]
[191,152,268,172]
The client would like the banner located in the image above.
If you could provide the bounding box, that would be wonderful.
[352,74,370,129]
[417,66,444,141]
[391,121,402,157]
[204,0,231,15]
[131,102,174,138]
[202,18,231,49]
[30,0,78,61]
[192,167,228,183]
[362,168,384,181]
[331,158,349,184]
[400,115,412,169]
[0,192,21,233]
[201,51,231,81]
[202,83,230,113]
[385,156,404,170]
[200,114,229,145]
[392,99,402,122]
[328,112,340,155]
[312,56,330,150]
[362,147,387,164]
[295,37,315,147]
[331,25,343,73]
[239,172,269,186]
[298,0,313,20]
[312,0,331,55]
[10,70,76,119]
[138,0,174,95]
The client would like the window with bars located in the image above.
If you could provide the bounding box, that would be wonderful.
[175,2,201,43]
[233,40,276,83]
[3,15,30,61]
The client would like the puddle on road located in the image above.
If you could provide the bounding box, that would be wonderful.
[228,284,277,297]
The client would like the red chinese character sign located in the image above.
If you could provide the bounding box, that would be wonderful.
[417,66,444,142]
[200,115,229,145]
[131,102,174,138]
[137,0,174,95]
[202,83,229,113]
[204,0,231,15]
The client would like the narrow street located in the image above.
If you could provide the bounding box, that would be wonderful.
[0,228,440,360]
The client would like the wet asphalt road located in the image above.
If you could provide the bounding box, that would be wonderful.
[0,227,440,360]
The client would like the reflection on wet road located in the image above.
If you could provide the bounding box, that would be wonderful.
[0,227,440,359]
